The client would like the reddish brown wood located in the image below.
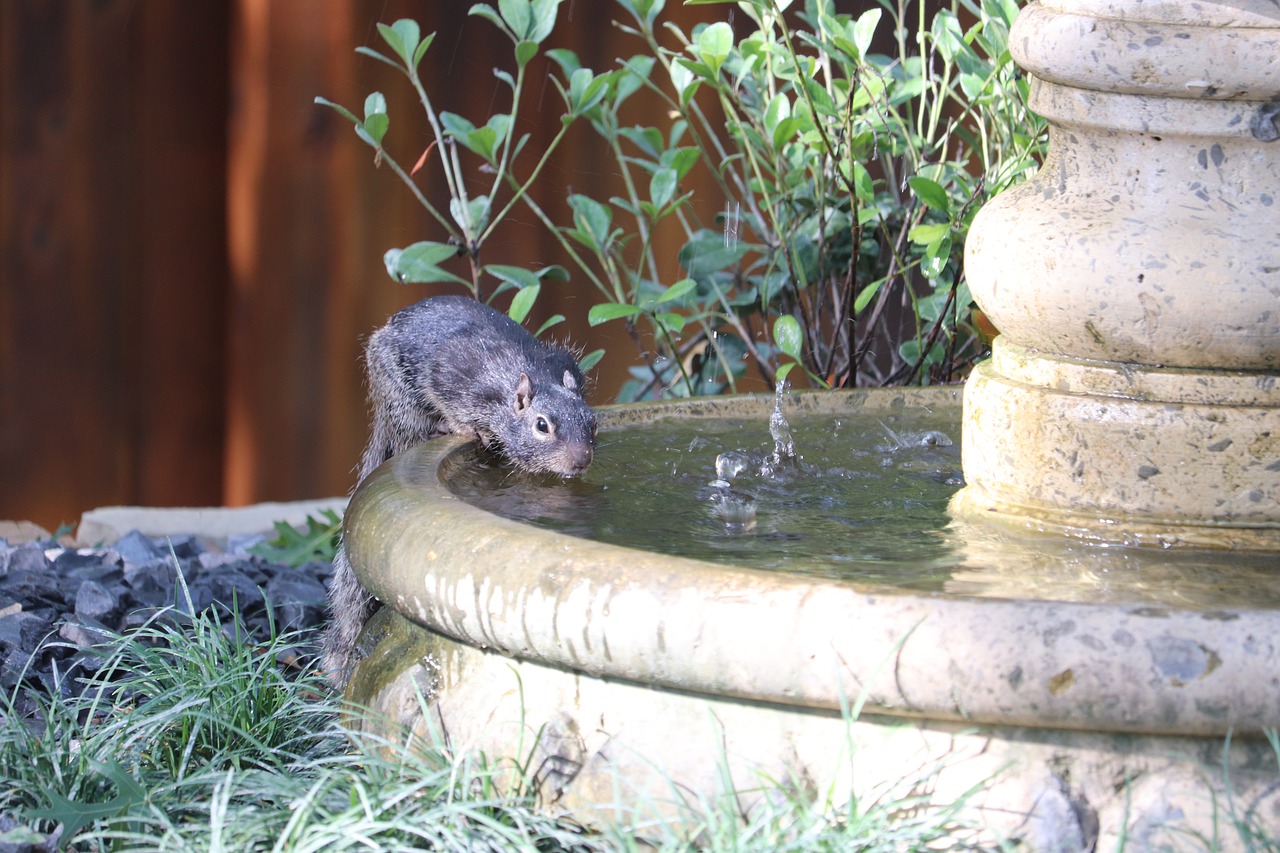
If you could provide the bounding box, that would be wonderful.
[1,1,228,530]
[3,0,884,528]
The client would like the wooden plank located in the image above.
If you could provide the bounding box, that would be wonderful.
[132,3,230,509]
[1,0,139,529]
[0,1,229,529]
[226,0,400,506]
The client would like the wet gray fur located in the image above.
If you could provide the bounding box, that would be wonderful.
[322,295,597,684]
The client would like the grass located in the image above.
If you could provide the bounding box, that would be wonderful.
[0,586,998,852]
[2,587,1277,851]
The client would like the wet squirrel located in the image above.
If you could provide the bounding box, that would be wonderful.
[322,295,597,684]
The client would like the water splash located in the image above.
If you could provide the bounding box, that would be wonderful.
[877,421,954,452]
[713,450,752,486]
[723,200,740,250]
[760,380,799,478]
[709,451,757,532]
[708,487,758,531]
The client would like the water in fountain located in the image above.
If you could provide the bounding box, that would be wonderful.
[444,391,1280,609]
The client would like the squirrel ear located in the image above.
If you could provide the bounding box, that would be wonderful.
[562,370,578,392]
[515,372,535,412]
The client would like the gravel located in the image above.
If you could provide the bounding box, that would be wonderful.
[0,530,333,719]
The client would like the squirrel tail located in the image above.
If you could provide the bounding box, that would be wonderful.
[322,318,444,687]
[321,541,376,687]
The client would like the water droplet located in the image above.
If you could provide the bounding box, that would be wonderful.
[716,451,752,482]
[709,488,757,531]
[919,430,953,447]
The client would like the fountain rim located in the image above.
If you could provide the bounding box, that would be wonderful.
[345,386,1280,738]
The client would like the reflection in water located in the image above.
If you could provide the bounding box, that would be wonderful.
[444,411,1280,610]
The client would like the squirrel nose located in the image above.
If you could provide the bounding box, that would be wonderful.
[567,441,594,473]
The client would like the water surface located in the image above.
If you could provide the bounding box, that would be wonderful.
[446,409,1280,610]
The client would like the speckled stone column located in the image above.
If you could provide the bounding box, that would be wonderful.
[956,0,1280,547]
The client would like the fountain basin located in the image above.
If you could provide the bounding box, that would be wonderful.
[344,388,1280,848]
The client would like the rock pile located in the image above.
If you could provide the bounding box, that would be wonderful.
[0,530,332,717]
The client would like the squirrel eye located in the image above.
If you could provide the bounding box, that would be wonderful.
[535,416,551,434]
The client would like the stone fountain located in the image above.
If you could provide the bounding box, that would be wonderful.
[342,0,1280,847]
[957,0,1280,549]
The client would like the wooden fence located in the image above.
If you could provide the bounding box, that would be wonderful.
[2,0,904,530]
[0,0,747,529]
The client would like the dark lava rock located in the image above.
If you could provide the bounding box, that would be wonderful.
[3,543,47,576]
[112,529,165,566]
[0,612,53,651]
[0,529,334,717]
[74,579,121,624]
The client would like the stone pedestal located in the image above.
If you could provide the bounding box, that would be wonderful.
[956,0,1280,546]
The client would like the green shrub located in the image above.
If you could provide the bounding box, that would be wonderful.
[318,0,1046,399]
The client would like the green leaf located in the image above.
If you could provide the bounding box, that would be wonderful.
[614,56,655,106]
[695,22,734,75]
[450,195,492,233]
[362,114,388,147]
[248,510,343,566]
[669,60,698,104]
[853,8,881,59]
[412,31,436,68]
[854,278,884,313]
[440,111,477,141]
[353,46,401,71]
[619,125,662,157]
[469,127,499,160]
[361,92,389,146]
[469,3,511,35]
[535,264,571,282]
[508,283,541,323]
[486,264,541,291]
[30,759,147,844]
[545,47,581,78]
[663,146,700,180]
[529,0,561,42]
[535,313,566,336]
[377,20,422,67]
[617,0,665,24]
[385,242,468,285]
[654,312,687,334]
[568,194,612,247]
[656,277,697,303]
[907,222,950,245]
[763,92,790,136]
[649,167,678,210]
[315,96,361,128]
[922,234,953,279]
[579,348,606,372]
[567,67,609,115]
[851,160,874,203]
[772,116,802,149]
[908,176,951,214]
[959,72,989,100]
[588,302,643,325]
[515,40,539,67]
[931,10,965,63]
[774,314,803,360]
[499,0,532,39]
[376,22,405,63]
[678,229,747,277]
[486,113,512,148]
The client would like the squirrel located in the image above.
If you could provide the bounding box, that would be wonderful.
[322,295,598,685]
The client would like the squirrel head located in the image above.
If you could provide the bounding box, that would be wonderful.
[505,370,597,476]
